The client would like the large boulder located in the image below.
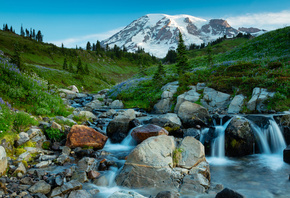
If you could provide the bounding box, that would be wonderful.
[28,180,51,194]
[174,87,200,113]
[115,135,210,195]
[0,146,7,176]
[84,100,103,111]
[148,113,182,137]
[106,109,136,143]
[283,145,290,164]
[131,124,169,143]
[228,94,245,114]
[177,101,211,128]
[247,87,275,112]
[66,125,108,149]
[225,116,255,156]
[201,87,231,111]
[108,191,146,198]
[274,114,290,145]
[109,100,124,109]
[216,188,244,198]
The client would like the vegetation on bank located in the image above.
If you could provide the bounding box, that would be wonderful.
[110,26,290,112]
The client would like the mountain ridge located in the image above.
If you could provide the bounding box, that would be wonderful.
[101,14,266,58]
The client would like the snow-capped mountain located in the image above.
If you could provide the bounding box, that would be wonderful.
[101,14,263,58]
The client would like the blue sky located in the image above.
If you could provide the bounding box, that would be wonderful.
[1,0,289,48]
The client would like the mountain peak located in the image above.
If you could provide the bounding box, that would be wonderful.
[101,14,261,58]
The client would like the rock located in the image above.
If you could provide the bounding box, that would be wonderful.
[247,87,275,112]
[87,170,100,179]
[84,100,103,111]
[175,89,201,112]
[0,146,8,175]
[183,128,200,139]
[152,98,172,114]
[148,113,182,137]
[228,94,245,114]
[93,175,109,186]
[106,109,136,143]
[155,191,180,198]
[51,180,82,197]
[56,154,70,165]
[17,132,30,146]
[68,190,92,198]
[116,135,210,194]
[78,157,98,172]
[66,125,108,149]
[177,101,211,128]
[62,146,71,156]
[51,122,62,131]
[26,127,47,148]
[59,89,78,99]
[275,114,290,145]
[201,87,231,111]
[197,83,206,91]
[225,116,255,156]
[215,188,244,198]
[35,160,52,168]
[152,81,179,114]
[72,171,88,183]
[110,100,124,109]
[69,85,79,93]
[108,190,146,198]
[78,111,97,120]
[283,145,290,164]
[178,136,205,169]
[13,162,26,176]
[131,124,169,143]
[39,155,58,161]
[28,180,51,195]
[18,151,31,162]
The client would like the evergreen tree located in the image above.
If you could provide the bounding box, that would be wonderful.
[36,30,43,42]
[69,62,74,73]
[63,57,68,70]
[4,24,8,31]
[92,43,96,51]
[153,61,165,83]
[206,43,213,67]
[86,41,91,51]
[84,64,89,75]
[176,32,188,74]
[20,25,25,36]
[10,43,22,71]
[32,29,36,40]
[25,29,29,37]
[164,50,177,64]
[76,57,84,74]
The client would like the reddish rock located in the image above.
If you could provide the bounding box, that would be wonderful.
[66,125,108,149]
[131,124,169,143]
[88,170,100,179]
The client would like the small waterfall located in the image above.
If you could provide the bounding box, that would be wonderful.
[249,117,286,154]
[211,118,233,158]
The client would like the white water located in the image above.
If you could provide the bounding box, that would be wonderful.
[103,125,141,152]
[268,119,286,153]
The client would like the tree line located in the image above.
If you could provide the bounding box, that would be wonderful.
[2,23,43,42]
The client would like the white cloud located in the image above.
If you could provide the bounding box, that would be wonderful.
[48,27,123,48]
[226,10,290,30]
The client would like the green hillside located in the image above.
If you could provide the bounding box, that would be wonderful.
[0,30,157,92]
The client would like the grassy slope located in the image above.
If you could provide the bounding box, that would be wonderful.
[0,30,142,92]
[110,26,290,112]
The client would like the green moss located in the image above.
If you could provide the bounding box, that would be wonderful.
[173,147,184,167]
[15,148,26,156]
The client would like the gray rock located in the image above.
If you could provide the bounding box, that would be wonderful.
[59,89,78,99]
[155,191,180,198]
[177,101,211,128]
[39,155,58,161]
[78,157,98,172]
[175,89,201,112]
[78,111,97,120]
[51,122,62,131]
[35,160,52,168]
[201,87,231,111]
[26,127,47,148]
[0,146,7,175]
[72,171,88,183]
[14,162,27,175]
[110,100,124,109]
[28,180,51,194]
[228,94,245,114]
[247,87,275,112]
[152,98,172,114]
[108,190,146,198]
[196,83,206,91]
[68,190,92,198]
[17,132,30,146]
[18,151,31,162]
[56,154,70,165]
[62,146,71,156]
[84,100,103,111]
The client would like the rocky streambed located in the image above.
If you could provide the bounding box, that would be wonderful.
[0,84,289,198]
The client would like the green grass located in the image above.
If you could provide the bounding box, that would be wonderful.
[0,30,157,92]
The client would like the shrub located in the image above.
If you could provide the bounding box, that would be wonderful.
[13,111,38,132]
[44,127,65,142]
[268,61,283,69]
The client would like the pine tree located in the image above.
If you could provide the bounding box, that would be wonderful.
[206,43,213,67]
[25,29,29,37]
[20,25,25,36]
[63,57,68,70]
[36,30,43,42]
[76,57,84,74]
[176,32,188,75]
[84,64,89,74]
[86,41,91,51]
[153,61,165,83]
[69,62,74,73]
[32,29,36,40]
[10,43,22,71]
